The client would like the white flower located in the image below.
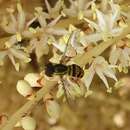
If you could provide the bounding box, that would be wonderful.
[83,2,124,44]
[49,26,86,57]
[109,45,130,72]
[33,6,67,35]
[28,34,49,61]
[48,32,76,57]
[1,4,25,34]
[82,56,117,92]
[0,45,31,71]
[0,3,32,46]
[45,0,64,18]
[26,6,67,60]
[63,0,94,19]
[70,30,85,54]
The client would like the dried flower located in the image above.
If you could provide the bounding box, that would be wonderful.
[0,114,8,125]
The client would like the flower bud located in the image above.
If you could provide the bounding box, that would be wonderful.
[24,73,42,87]
[16,80,33,97]
[21,116,36,130]
[46,100,60,119]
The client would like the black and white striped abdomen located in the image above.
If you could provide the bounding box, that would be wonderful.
[67,64,84,78]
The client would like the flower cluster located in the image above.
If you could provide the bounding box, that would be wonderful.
[0,0,130,109]
[0,0,129,100]
[0,0,129,130]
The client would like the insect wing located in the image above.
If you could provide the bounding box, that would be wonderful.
[60,78,75,105]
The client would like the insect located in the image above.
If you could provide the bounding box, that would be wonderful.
[45,32,84,103]
[45,62,84,78]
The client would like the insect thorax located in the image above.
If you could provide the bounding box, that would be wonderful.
[53,64,68,75]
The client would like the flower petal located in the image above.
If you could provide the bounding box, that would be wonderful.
[109,46,121,65]
[8,54,19,71]
[95,67,109,89]
[10,48,31,63]
[96,9,108,32]
[84,18,100,31]
[103,68,117,81]
[17,3,26,31]
[111,28,123,36]
[80,33,102,46]
[82,68,95,90]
